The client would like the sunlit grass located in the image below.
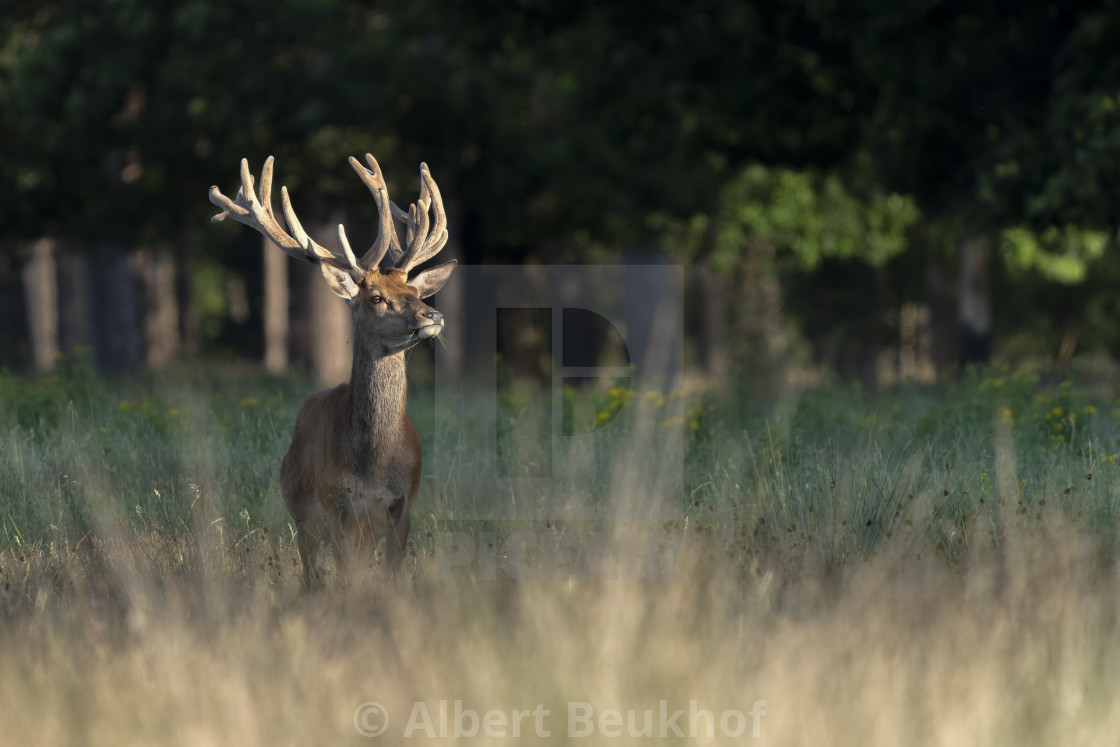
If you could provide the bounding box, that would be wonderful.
[2,353,1120,744]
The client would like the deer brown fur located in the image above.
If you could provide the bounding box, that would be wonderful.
[209,155,456,587]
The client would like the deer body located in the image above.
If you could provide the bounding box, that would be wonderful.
[210,155,455,586]
[280,340,420,576]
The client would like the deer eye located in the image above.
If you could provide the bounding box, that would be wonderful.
[370,294,384,305]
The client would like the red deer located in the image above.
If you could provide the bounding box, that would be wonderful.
[209,155,456,587]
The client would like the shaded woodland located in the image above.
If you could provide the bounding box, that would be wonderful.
[4,1,1120,389]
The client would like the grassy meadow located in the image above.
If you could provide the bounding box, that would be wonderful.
[2,349,1120,745]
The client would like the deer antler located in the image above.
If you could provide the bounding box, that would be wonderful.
[390,162,449,274]
[347,154,404,270]
[209,157,364,279]
[350,155,450,274]
[210,155,449,278]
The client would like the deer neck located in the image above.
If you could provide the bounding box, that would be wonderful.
[345,343,408,476]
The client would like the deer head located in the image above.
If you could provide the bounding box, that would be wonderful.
[209,155,457,348]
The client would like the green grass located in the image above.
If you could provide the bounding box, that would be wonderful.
[3,352,1120,745]
[5,351,1118,561]
[0,349,306,547]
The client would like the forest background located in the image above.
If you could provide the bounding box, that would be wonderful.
[5,1,1119,387]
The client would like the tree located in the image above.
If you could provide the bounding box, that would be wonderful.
[1,0,387,372]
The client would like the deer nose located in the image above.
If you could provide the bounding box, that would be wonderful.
[421,310,443,325]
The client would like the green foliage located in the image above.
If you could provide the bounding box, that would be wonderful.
[0,0,878,257]
[1000,225,1112,284]
[999,5,1120,229]
[711,165,919,272]
[0,0,372,244]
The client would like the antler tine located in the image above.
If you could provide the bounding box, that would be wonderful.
[416,165,449,259]
[279,185,360,276]
[405,204,418,250]
[367,153,405,253]
[412,176,432,254]
[375,199,410,265]
[348,154,402,270]
[258,157,273,215]
[402,199,428,264]
[336,224,362,272]
[210,157,364,278]
[278,186,326,262]
[210,158,301,258]
[395,162,449,273]
[389,201,410,222]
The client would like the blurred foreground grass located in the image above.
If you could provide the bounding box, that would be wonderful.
[2,351,1120,745]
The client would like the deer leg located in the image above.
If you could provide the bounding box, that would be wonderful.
[384,498,413,571]
[330,488,367,586]
[296,522,324,591]
[332,507,375,586]
[329,537,348,587]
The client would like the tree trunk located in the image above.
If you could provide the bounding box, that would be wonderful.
[0,253,30,370]
[90,242,141,375]
[957,235,992,366]
[22,237,59,372]
[307,268,352,385]
[898,302,935,383]
[736,236,785,395]
[693,260,730,385]
[174,218,200,353]
[305,216,352,386]
[133,247,181,367]
[925,240,956,379]
[262,234,289,372]
[57,250,93,356]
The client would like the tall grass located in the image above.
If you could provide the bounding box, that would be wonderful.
[2,353,1120,745]
[0,349,305,545]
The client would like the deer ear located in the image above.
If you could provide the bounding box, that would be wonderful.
[320,262,360,304]
[408,259,458,298]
